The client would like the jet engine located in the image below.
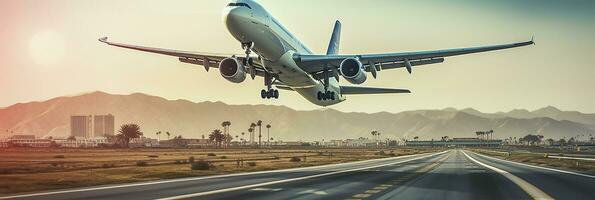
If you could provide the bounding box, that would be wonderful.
[339,57,367,84]
[219,57,247,83]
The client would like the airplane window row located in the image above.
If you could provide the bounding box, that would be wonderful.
[227,3,252,9]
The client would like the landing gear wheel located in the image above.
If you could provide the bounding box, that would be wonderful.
[317,92,323,101]
[273,90,279,99]
[261,90,267,99]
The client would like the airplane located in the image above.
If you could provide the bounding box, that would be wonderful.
[99,0,534,107]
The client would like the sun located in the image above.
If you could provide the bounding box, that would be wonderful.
[29,30,66,67]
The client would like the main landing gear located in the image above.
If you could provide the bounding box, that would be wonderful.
[261,89,279,99]
[261,64,280,99]
[317,91,336,101]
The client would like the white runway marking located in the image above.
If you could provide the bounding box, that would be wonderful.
[462,150,553,200]
[156,151,449,200]
[548,155,595,162]
[0,152,431,199]
[471,151,595,179]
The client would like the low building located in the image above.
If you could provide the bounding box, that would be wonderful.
[7,135,53,148]
[406,138,502,147]
[130,137,159,148]
[55,137,110,148]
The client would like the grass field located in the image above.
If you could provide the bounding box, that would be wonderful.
[471,148,595,174]
[0,147,439,194]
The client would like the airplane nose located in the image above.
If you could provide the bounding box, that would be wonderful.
[222,7,246,27]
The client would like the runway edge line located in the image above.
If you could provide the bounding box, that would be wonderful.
[461,150,553,200]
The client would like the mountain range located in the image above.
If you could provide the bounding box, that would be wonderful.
[0,91,593,141]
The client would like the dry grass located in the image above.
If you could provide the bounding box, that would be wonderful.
[0,147,439,194]
[472,149,595,174]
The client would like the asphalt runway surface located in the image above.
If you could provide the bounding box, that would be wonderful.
[2,150,594,200]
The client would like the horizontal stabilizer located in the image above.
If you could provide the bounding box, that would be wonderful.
[341,86,411,95]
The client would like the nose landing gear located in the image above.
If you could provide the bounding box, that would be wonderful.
[317,91,335,101]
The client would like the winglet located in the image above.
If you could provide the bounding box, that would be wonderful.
[531,35,535,45]
[326,20,342,55]
[98,37,109,43]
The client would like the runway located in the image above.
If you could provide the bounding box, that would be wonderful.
[2,150,594,200]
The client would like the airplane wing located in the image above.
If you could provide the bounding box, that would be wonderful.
[98,37,267,77]
[294,39,535,75]
[340,86,410,95]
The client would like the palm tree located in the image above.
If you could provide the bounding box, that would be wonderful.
[257,120,263,147]
[209,129,225,148]
[221,121,231,147]
[248,127,254,146]
[266,124,271,147]
[250,122,257,145]
[241,132,246,145]
[371,130,380,146]
[166,131,171,140]
[155,131,161,142]
[371,130,378,139]
[118,123,143,148]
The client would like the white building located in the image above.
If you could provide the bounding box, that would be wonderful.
[130,137,159,147]
[6,135,52,148]
[56,137,109,148]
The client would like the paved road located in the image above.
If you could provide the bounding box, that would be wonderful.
[2,150,594,200]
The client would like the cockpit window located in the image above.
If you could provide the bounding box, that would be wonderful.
[227,3,252,9]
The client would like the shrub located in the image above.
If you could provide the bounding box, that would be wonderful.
[290,157,302,162]
[53,155,65,159]
[246,162,256,167]
[148,155,159,158]
[136,161,148,167]
[189,156,195,163]
[375,150,387,156]
[207,153,217,157]
[190,160,212,170]
[220,156,228,159]
[102,163,115,168]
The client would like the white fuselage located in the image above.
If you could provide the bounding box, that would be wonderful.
[223,1,345,106]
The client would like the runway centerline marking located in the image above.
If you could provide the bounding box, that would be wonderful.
[462,150,553,200]
[156,151,449,200]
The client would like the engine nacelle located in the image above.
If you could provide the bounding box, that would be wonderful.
[339,57,367,84]
[219,57,247,83]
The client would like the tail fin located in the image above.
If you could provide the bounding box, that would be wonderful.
[326,20,342,55]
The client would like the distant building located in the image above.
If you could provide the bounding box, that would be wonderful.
[7,135,52,148]
[94,114,115,136]
[130,137,160,148]
[57,137,110,148]
[406,138,502,147]
[71,115,93,137]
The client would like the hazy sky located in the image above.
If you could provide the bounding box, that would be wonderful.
[1,0,594,113]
